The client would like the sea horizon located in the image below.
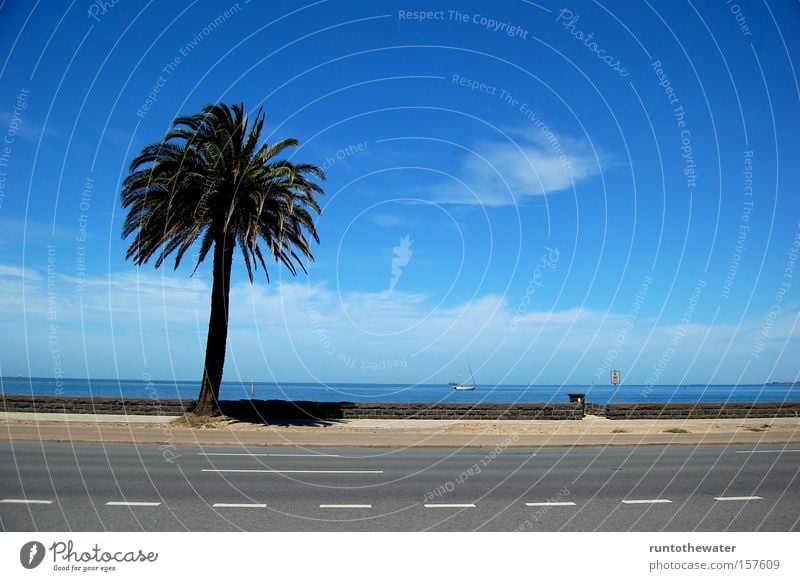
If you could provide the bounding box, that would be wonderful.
[2,376,798,406]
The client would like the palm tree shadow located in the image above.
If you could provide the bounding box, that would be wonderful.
[248,417,348,428]
[217,399,352,427]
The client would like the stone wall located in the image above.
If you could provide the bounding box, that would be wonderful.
[605,402,800,420]
[218,400,583,420]
[585,402,607,416]
[1,395,582,420]
[343,402,581,420]
[0,394,194,416]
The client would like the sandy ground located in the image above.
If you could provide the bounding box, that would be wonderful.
[0,413,800,442]
[151,413,800,436]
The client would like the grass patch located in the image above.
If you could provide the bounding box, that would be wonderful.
[663,428,690,434]
[170,413,232,429]
[742,423,772,432]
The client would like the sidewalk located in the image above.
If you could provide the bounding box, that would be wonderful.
[2,411,799,448]
[0,412,800,448]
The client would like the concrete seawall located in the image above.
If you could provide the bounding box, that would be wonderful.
[2,394,798,420]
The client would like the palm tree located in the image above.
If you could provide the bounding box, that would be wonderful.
[121,103,324,415]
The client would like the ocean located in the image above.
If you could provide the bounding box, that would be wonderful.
[1,377,798,406]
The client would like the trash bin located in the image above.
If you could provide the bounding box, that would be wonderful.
[567,393,586,417]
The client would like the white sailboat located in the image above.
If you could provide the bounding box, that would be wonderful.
[450,359,476,391]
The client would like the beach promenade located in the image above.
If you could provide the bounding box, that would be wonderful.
[2,411,799,448]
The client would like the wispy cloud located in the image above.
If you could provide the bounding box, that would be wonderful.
[430,129,608,206]
[368,212,416,228]
[1,262,797,384]
[0,264,41,280]
[0,110,62,145]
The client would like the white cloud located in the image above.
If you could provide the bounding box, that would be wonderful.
[0,110,61,144]
[1,262,797,384]
[0,264,41,280]
[368,212,417,228]
[430,129,608,206]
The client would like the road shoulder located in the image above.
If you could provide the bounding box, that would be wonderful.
[1,412,798,447]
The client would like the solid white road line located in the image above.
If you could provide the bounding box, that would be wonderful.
[525,501,577,507]
[0,499,52,504]
[319,504,372,509]
[202,469,382,474]
[198,453,341,457]
[105,501,161,507]
[213,503,267,508]
[714,496,763,501]
[735,450,800,454]
[621,499,672,505]
[424,503,476,508]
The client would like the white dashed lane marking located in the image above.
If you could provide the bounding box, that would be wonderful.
[424,503,476,508]
[319,504,372,509]
[105,501,161,507]
[198,453,342,457]
[525,501,577,507]
[202,469,383,474]
[213,503,267,508]
[0,495,774,512]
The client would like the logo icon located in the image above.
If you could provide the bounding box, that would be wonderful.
[388,234,413,295]
[20,541,46,569]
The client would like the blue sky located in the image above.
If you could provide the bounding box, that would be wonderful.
[0,0,798,386]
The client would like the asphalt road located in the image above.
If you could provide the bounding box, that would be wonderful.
[1,441,798,531]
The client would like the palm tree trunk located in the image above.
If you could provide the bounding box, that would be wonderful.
[195,233,235,416]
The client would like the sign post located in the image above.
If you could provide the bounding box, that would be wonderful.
[610,370,621,404]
